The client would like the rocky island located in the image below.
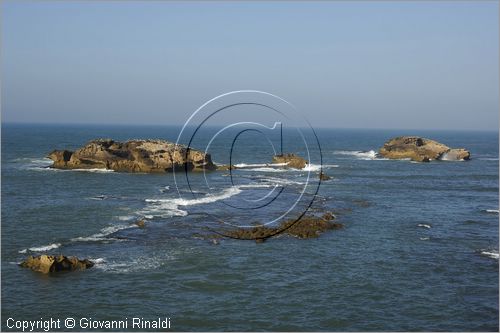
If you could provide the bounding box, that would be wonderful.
[379,136,470,162]
[20,255,94,274]
[48,139,216,172]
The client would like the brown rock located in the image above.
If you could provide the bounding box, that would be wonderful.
[319,172,331,180]
[135,219,146,228]
[224,215,343,240]
[20,255,94,274]
[216,164,233,171]
[47,139,216,172]
[272,153,307,169]
[322,212,335,220]
[379,136,470,162]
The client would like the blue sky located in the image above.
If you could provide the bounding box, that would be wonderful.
[1,1,498,130]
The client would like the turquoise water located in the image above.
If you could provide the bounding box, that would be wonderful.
[2,124,498,331]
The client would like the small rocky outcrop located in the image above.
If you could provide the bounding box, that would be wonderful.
[379,136,470,162]
[20,255,94,274]
[223,212,342,241]
[216,164,233,171]
[272,153,307,169]
[135,219,146,228]
[48,139,216,172]
[319,172,331,180]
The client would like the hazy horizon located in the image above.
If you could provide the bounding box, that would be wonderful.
[2,1,499,131]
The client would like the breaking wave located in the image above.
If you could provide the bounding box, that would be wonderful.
[479,249,499,260]
[19,243,62,253]
[71,224,137,242]
[140,187,242,219]
[334,150,380,160]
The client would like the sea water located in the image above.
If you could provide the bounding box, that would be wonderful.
[2,124,498,331]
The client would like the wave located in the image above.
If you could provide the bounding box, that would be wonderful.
[71,224,136,242]
[334,150,380,160]
[240,167,289,173]
[417,224,432,229]
[239,164,338,173]
[485,209,499,214]
[480,250,499,260]
[93,254,176,273]
[141,187,242,219]
[19,242,61,253]
[70,168,115,173]
[117,215,136,221]
[238,184,273,189]
[29,165,115,173]
[234,163,288,168]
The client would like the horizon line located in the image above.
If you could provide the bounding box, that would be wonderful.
[1,120,498,133]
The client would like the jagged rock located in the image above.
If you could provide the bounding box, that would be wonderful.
[216,164,233,171]
[319,172,331,180]
[20,255,94,274]
[272,153,307,169]
[48,139,216,172]
[379,136,470,162]
[223,214,343,240]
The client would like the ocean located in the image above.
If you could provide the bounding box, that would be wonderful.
[1,123,498,331]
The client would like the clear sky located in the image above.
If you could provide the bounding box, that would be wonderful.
[1,1,498,130]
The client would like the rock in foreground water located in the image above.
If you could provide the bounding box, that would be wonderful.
[48,139,216,172]
[224,213,342,241]
[379,136,470,162]
[20,255,94,274]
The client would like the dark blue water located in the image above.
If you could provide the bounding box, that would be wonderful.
[2,124,498,331]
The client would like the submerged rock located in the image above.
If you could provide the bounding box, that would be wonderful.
[319,172,331,180]
[48,139,216,173]
[135,219,146,228]
[272,153,307,169]
[223,214,343,240]
[20,255,94,274]
[379,136,470,162]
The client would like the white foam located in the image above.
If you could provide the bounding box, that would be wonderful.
[88,258,106,264]
[234,163,288,168]
[95,255,175,273]
[334,150,379,160]
[19,243,61,253]
[260,176,304,186]
[241,167,290,172]
[71,168,115,173]
[417,224,432,229]
[480,250,499,260]
[478,158,499,161]
[117,215,135,221]
[238,184,273,189]
[420,237,430,241]
[485,209,499,214]
[141,187,242,219]
[30,167,115,173]
[71,224,136,242]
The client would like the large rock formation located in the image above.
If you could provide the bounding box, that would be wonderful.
[48,139,216,172]
[272,153,307,169]
[20,255,94,274]
[379,136,470,162]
